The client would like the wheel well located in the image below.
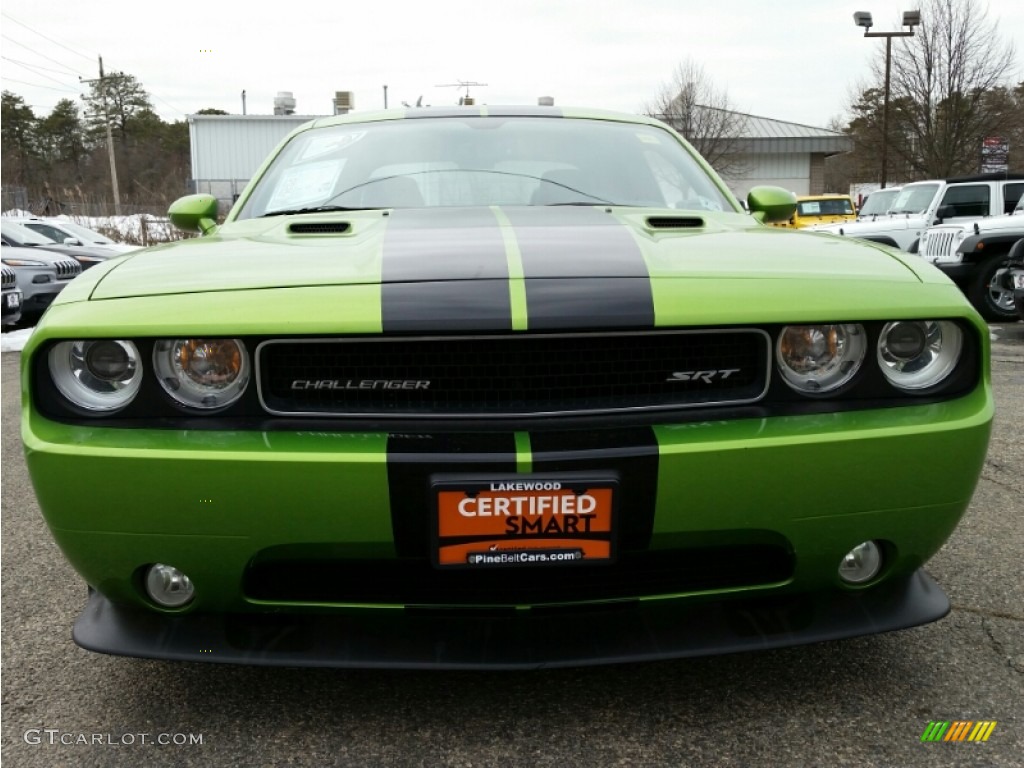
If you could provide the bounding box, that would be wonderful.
[961,242,1013,265]
[863,236,901,248]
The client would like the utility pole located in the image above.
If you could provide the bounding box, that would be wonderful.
[80,56,122,215]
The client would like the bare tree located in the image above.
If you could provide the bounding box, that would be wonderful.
[643,59,750,178]
[880,0,1018,177]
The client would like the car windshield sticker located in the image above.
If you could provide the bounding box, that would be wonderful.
[266,160,342,210]
[299,131,366,161]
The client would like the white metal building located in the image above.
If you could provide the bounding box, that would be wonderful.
[717,111,852,198]
[188,114,319,207]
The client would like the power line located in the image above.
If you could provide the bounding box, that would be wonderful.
[1,54,80,78]
[0,33,86,78]
[0,12,94,62]
[1,76,78,94]
[2,56,81,90]
[2,35,186,120]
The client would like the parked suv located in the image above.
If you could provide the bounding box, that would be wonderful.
[807,174,1024,252]
[918,195,1024,320]
[1,243,83,322]
[2,265,22,327]
[771,194,857,229]
[8,216,138,254]
[856,186,901,219]
[0,220,120,270]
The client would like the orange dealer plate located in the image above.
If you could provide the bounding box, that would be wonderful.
[432,474,618,568]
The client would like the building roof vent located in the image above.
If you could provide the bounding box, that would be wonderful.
[538,96,555,106]
[274,91,296,115]
[333,91,354,115]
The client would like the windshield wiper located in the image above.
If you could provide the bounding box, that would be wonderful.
[540,201,630,207]
[260,205,374,218]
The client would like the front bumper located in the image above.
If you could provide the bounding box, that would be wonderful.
[25,361,992,666]
[74,570,949,669]
[931,262,974,282]
[2,289,22,325]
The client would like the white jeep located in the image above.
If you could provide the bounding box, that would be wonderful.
[806,174,1024,254]
[918,195,1024,321]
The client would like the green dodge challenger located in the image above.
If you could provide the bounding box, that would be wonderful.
[21,107,992,668]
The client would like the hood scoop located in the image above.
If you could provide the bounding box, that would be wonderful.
[646,216,705,230]
[288,221,352,235]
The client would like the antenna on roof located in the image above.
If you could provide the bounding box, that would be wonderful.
[435,80,488,105]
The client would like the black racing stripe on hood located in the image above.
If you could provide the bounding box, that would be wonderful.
[387,433,518,558]
[502,207,655,329]
[380,208,512,332]
[529,427,659,551]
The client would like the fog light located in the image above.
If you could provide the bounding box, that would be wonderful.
[144,564,195,608]
[838,541,883,584]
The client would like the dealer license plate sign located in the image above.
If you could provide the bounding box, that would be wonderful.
[433,474,617,568]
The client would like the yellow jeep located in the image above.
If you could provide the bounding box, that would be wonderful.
[774,194,857,228]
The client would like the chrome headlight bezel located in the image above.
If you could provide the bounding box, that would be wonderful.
[48,339,143,413]
[775,324,867,395]
[152,338,251,411]
[876,320,963,391]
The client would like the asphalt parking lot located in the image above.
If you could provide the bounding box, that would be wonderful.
[1,324,1022,768]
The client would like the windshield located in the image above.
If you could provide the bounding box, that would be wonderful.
[797,198,854,216]
[0,221,57,246]
[23,221,74,243]
[52,220,115,244]
[889,184,940,215]
[236,117,733,219]
[859,189,898,216]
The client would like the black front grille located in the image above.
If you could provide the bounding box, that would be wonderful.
[258,330,769,417]
[244,545,794,606]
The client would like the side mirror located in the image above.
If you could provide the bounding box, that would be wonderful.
[935,205,956,223]
[169,194,220,235]
[63,237,84,246]
[747,186,797,224]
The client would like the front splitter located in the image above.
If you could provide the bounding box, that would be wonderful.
[73,570,949,670]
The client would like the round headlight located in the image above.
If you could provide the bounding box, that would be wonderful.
[776,324,866,394]
[49,340,142,412]
[877,320,962,390]
[153,338,250,410]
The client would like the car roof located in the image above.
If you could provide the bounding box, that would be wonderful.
[290,106,668,141]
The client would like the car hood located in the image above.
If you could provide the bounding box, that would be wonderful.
[87,207,922,301]
[1,245,81,266]
[806,215,918,235]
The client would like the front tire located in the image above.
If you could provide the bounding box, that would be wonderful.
[968,253,1018,321]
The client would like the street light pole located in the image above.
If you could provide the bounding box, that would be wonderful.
[854,10,921,189]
